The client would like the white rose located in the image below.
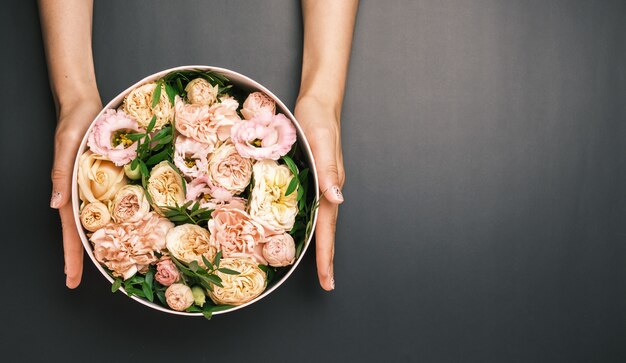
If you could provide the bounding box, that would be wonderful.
[77,151,127,204]
[165,224,218,266]
[207,258,267,306]
[147,161,185,212]
[80,202,111,232]
[207,142,253,195]
[110,185,151,223]
[122,82,172,131]
[249,160,298,231]
[185,78,219,106]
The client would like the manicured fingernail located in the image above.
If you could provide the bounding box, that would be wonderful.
[330,185,344,203]
[50,190,62,208]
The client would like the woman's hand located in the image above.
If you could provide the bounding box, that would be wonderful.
[295,96,345,291]
[50,99,102,288]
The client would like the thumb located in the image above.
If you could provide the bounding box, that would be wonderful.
[309,130,344,204]
[50,129,82,209]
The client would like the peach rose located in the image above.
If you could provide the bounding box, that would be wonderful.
[165,283,194,311]
[263,233,296,267]
[207,142,253,195]
[79,202,111,232]
[208,208,275,265]
[155,257,180,286]
[249,160,298,231]
[77,151,127,204]
[122,82,172,131]
[165,224,218,266]
[241,91,276,120]
[147,161,185,212]
[174,95,241,147]
[91,212,174,280]
[185,78,218,106]
[207,258,267,306]
[110,185,151,223]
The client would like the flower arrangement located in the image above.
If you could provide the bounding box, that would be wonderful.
[74,68,317,318]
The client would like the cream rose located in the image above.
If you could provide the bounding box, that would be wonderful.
[110,185,151,223]
[263,233,296,267]
[207,142,253,195]
[122,82,173,131]
[77,151,127,204]
[80,202,111,232]
[207,258,267,306]
[249,160,298,231]
[185,78,219,106]
[165,224,218,266]
[147,161,185,212]
[165,283,194,311]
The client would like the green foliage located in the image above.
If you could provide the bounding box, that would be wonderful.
[161,201,213,226]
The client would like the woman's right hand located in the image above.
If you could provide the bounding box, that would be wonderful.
[50,99,102,288]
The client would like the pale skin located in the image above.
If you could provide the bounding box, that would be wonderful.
[39,0,358,291]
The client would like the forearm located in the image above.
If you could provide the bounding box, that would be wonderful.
[38,0,100,112]
[298,0,358,115]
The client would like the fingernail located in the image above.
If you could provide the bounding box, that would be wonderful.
[330,277,335,290]
[330,185,344,203]
[50,190,62,208]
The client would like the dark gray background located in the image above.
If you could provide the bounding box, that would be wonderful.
[1,0,625,362]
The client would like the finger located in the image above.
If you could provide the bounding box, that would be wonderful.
[50,127,84,209]
[59,204,84,288]
[315,198,338,291]
[308,126,344,204]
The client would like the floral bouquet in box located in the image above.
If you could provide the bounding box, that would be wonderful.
[72,66,318,318]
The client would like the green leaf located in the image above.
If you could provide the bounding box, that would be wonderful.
[202,255,214,270]
[142,282,154,302]
[131,158,139,170]
[213,250,222,268]
[285,176,299,196]
[126,287,145,298]
[217,268,240,275]
[139,161,150,178]
[151,83,162,108]
[156,290,166,305]
[165,83,177,106]
[145,148,170,166]
[205,274,223,287]
[176,78,184,94]
[111,279,122,293]
[126,133,146,141]
[146,115,157,133]
[186,305,203,313]
[157,135,173,145]
[282,155,299,176]
[168,215,191,223]
[145,270,154,290]
[202,310,213,320]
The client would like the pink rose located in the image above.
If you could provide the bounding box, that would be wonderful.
[165,283,194,311]
[174,96,240,149]
[241,92,276,120]
[88,109,141,166]
[173,136,211,179]
[185,78,218,106]
[91,212,174,280]
[207,142,253,194]
[155,257,180,286]
[263,233,296,267]
[230,113,296,160]
[208,208,276,265]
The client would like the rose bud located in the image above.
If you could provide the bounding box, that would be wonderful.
[165,283,194,311]
[123,163,142,180]
[191,286,206,307]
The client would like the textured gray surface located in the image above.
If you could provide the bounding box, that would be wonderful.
[1,0,625,362]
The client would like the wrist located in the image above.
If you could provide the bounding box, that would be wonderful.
[58,93,101,119]
[296,93,342,119]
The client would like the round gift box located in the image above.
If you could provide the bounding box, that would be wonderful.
[71,65,319,316]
